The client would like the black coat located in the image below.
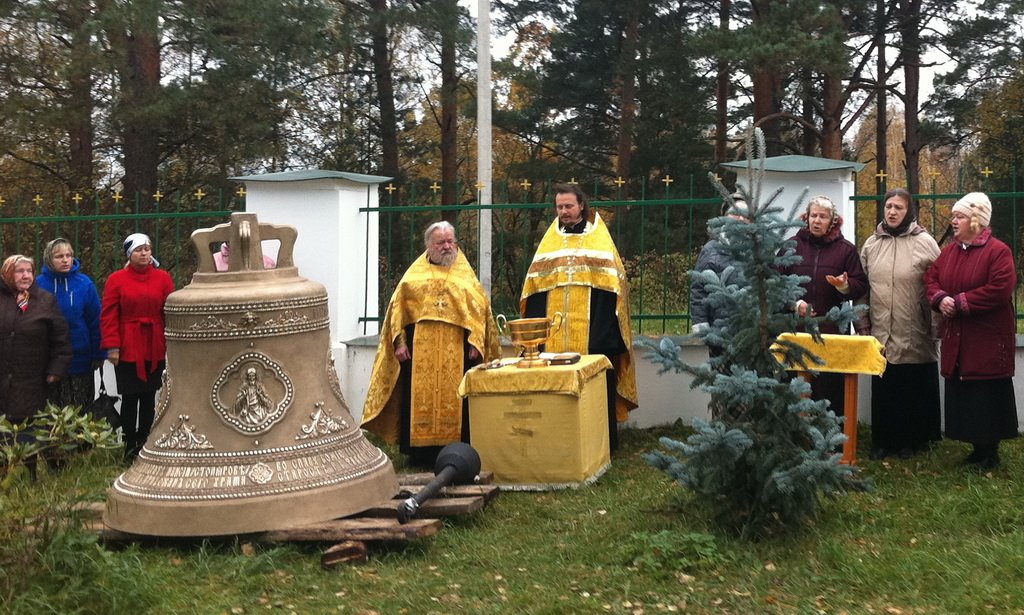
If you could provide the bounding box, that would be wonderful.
[0,283,72,421]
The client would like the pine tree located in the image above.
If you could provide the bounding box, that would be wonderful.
[642,128,868,539]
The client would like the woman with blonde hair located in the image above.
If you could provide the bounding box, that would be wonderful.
[36,238,104,410]
[779,195,867,417]
[925,192,1018,469]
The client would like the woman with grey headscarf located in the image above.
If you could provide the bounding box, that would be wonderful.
[100,234,175,460]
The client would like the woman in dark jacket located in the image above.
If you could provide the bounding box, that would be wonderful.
[925,192,1018,469]
[779,195,868,417]
[36,238,104,410]
[0,254,72,423]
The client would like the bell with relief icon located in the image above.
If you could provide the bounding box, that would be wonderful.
[103,212,398,536]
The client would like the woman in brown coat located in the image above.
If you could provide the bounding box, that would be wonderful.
[0,254,72,424]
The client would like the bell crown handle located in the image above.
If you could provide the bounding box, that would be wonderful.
[191,212,298,273]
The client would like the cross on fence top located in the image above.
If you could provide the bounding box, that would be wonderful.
[981,167,994,177]
[876,170,887,180]
[194,188,206,200]
[236,187,246,198]
[72,193,83,204]
[153,190,163,202]
[614,177,626,187]
[384,183,397,194]
[928,169,941,178]
[568,178,578,185]
[33,194,42,205]
[520,179,532,191]
[429,182,441,193]
[661,175,674,187]
[113,191,123,203]
[475,181,486,190]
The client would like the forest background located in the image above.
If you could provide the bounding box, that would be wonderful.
[2,0,1023,318]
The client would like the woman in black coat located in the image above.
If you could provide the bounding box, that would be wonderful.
[0,254,72,423]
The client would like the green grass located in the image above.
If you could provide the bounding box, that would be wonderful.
[5,425,1024,614]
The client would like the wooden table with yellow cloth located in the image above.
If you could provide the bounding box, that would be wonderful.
[458,354,612,489]
[772,333,887,464]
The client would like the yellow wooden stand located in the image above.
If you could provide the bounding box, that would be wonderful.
[773,333,887,465]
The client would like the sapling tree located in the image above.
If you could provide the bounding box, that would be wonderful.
[642,128,867,539]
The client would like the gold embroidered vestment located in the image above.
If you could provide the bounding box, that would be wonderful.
[520,214,638,419]
[362,251,500,447]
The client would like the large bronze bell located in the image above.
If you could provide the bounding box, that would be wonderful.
[104,213,398,536]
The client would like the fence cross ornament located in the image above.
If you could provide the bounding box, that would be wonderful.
[981,167,994,178]
[33,194,42,205]
[72,193,83,204]
[153,190,164,202]
[520,179,531,191]
[475,181,486,191]
[876,170,887,181]
[614,177,626,187]
[194,188,206,200]
[384,183,397,194]
[236,187,246,198]
[661,175,673,188]
[113,191,123,203]
[430,182,441,194]
[568,178,578,185]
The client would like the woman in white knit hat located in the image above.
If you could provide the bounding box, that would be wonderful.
[924,192,1018,469]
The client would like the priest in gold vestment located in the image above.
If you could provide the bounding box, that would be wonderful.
[521,184,638,451]
[362,222,501,466]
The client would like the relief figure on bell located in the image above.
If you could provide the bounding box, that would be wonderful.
[232,366,273,427]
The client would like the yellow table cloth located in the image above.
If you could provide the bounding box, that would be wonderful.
[458,354,612,489]
[772,333,887,465]
[772,333,886,375]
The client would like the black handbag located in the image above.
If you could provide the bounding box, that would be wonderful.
[85,372,121,430]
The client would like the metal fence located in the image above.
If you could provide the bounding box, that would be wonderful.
[0,190,244,290]
[3,182,1024,334]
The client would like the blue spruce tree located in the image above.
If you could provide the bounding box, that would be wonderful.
[643,129,867,539]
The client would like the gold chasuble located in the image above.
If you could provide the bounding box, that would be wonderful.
[520,214,638,420]
[362,251,500,447]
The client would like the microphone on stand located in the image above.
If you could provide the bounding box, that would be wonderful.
[397,442,481,524]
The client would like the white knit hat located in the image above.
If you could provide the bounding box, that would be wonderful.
[952,192,992,228]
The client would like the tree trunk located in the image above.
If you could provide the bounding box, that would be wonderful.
[800,70,816,155]
[370,0,399,181]
[439,0,459,223]
[66,3,94,194]
[875,0,887,219]
[898,0,922,194]
[613,2,639,196]
[715,0,732,164]
[104,0,162,204]
[750,0,784,154]
[820,73,843,159]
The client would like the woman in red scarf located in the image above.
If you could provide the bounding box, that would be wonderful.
[1,255,72,478]
[101,234,175,460]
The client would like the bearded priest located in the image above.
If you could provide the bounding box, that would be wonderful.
[362,221,501,467]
